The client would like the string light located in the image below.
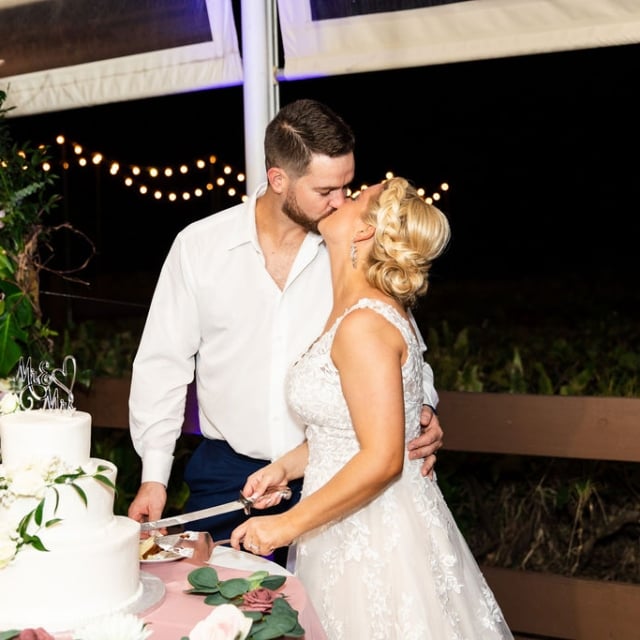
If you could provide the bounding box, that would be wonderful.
[49,136,448,209]
[353,173,449,205]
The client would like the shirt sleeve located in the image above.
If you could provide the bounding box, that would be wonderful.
[129,233,200,486]
[408,310,439,409]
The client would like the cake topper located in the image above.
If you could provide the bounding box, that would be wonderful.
[15,355,77,410]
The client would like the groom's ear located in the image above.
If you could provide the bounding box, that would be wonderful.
[267,166,288,194]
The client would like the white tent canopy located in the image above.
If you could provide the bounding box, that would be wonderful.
[0,0,243,117]
[277,0,640,80]
[2,0,640,117]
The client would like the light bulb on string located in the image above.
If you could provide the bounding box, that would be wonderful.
[49,135,447,210]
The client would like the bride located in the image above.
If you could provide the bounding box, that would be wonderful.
[230,177,513,639]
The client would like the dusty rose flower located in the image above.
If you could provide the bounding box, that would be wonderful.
[241,587,278,613]
[18,628,55,640]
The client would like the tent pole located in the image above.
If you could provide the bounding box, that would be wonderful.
[241,0,279,194]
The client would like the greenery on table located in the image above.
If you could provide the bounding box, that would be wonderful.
[183,566,304,639]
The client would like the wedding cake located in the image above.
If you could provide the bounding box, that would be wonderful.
[0,357,142,632]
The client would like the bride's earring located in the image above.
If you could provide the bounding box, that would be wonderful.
[350,242,358,269]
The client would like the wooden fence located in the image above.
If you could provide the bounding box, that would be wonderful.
[438,390,640,640]
[77,380,640,639]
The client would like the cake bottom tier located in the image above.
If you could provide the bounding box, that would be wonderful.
[0,515,142,633]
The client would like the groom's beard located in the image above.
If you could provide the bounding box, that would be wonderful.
[282,191,321,234]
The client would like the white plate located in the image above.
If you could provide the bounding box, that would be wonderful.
[208,545,292,576]
[140,549,184,563]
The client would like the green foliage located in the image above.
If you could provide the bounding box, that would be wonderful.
[0,89,60,377]
[185,566,304,639]
[58,319,142,379]
[425,312,639,398]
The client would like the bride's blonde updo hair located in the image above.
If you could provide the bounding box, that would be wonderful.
[362,177,450,308]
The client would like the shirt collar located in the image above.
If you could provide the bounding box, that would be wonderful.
[223,182,267,251]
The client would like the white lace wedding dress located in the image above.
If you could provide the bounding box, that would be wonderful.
[287,298,513,640]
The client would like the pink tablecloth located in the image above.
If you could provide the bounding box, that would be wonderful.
[140,550,328,640]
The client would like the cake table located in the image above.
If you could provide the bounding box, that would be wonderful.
[138,544,327,640]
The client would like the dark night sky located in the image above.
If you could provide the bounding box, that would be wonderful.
[5,42,640,323]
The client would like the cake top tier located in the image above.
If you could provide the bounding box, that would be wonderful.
[0,409,92,468]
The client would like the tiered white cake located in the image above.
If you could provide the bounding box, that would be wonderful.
[0,408,142,632]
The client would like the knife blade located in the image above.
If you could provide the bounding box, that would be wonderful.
[139,485,292,532]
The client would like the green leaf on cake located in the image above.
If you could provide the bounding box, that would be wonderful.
[69,482,89,506]
[34,498,45,525]
[94,473,116,490]
[44,518,62,528]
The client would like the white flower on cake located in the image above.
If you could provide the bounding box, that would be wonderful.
[0,520,19,569]
[6,461,52,498]
[0,378,19,415]
[72,612,152,640]
[0,457,76,505]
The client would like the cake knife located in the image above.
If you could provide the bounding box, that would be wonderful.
[139,486,292,532]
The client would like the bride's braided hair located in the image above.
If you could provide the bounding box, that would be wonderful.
[362,177,450,308]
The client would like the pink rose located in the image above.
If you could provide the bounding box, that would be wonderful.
[241,587,278,613]
[18,629,55,640]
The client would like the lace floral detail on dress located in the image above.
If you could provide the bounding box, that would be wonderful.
[287,298,513,639]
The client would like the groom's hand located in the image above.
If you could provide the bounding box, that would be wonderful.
[407,405,443,478]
